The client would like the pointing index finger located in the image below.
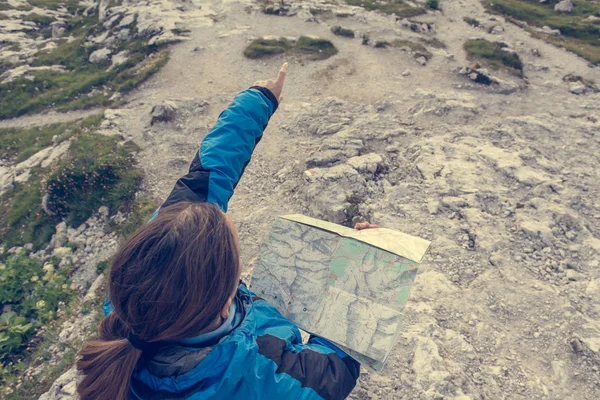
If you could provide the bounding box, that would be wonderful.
[276,62,289,85]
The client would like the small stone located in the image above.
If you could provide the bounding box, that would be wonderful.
[533,332,541,338]
[569,81,587,95]
[98,206,109,218]
[52,247,72,259]
[566,269,582,281]
[118,14,136,28]
[150,101,178,125]
[89,48,112,65]
[491,25,504,34]
[427,200,440,215]
[117,28,131,41]
[554,0,574,12]
[402,69,411,76]
[416,56,427,66]
[346,153,383,175]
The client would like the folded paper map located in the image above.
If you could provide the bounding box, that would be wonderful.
[250,214,431,370]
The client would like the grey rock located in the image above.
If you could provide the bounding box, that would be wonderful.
[111,50,129,67]
[347,153,384,175]
[490,25,504,34]
[306,150,345,168]
[117,28,131,41]
[50,21,66,39]
[569,81,587,95]
[39,367,79,400]
[566,269,583,281]
[89,48,112,65]
[555,0,574,12]
[98,206,109,218]
[416,56,427,66]
[53,247,72,259]
[151,101,178,125]
[103,13,122,29]
[118,14,136,28]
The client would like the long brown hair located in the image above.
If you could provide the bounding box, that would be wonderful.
[77,202,240,400]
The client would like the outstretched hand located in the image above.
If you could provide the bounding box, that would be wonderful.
[354,222,380,230]
[253,62,288,103]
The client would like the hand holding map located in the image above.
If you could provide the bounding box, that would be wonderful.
[250,215,431,370]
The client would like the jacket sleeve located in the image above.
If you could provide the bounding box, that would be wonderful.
[159,87,278,213]
[255,332,360,400]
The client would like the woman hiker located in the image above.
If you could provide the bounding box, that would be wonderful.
[77,63,376,400]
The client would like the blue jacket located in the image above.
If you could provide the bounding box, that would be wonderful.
[124,88,360,399]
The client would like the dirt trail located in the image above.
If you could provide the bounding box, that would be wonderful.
[39,0,600,398]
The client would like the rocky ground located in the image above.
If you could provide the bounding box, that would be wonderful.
[1,0,600,398]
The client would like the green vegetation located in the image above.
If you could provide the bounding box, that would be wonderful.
[345,0,426,18]
[392,39,433,59]
[22,13,54,26]
[464,17,481,27]
[0,254,73,372]
[45,134,143,228]
[0,5,169,120]
[0,3,32,11]
[331,26,355,38]
[472,70,494,85]
[244,38,291,58]
[483,0,600,64]
[0,40,169,119]
[426,0,439,10]
[464,39,523,72]
[0,116,101,163]
[419,37,447,49]
[244,37,338,60]
[28,0,84,13]
[0,116,143,249]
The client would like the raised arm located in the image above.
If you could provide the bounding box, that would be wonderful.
[160,63,288,213]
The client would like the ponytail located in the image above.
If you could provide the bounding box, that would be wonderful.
[77,313,142,400]
[77,202,241,399]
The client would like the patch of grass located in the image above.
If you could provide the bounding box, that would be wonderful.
[95,260,110,274]
[0,5,168,120]
[464,17,481,27]
[345,0,426,18]
[0,172,58,249]
[244,37,337,60]
[28,0,84,13]
[331,26,355,38]
[0,116,142,249]
[244,38,292,58]
[0,4,32,11]
[392,39,433,59]
[484,0,600,64]
[374,40,390,48]
[426,0,439,10]
[0,254,73,370]
[6,43,21,52]
[0,115,101,163]
[464,39,523,72]
[45,133,143,228]
[419,37,446,49]
[296,36,338,60]
[473,70,494,85]
[22,13,54,26]
[0,37,168,119]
